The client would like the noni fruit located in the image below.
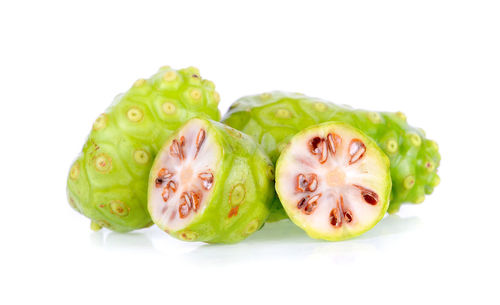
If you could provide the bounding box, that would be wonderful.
[148,118,275,243]
[222,91,440,219]
[67,66,221,232]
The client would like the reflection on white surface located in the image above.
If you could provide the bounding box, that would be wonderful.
[90,230,155,251]
[357,214,422,239]
[89,215,421,265]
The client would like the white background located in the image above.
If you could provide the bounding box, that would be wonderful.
[1,1,499,304]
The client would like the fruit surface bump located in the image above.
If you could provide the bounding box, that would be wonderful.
[148,118,275,243]
[66,66,221,232]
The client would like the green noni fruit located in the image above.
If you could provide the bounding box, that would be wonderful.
[67,66,221,232]
[275,122,391,241]
[148,118,274,243]
[222,91,440,220]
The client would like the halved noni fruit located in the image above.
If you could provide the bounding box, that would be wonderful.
[148,118,275,243]
[275,122,391,241]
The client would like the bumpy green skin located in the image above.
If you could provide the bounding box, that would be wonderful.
[149,118,275,243]
[66,67,221,232]
[222,91,441,219]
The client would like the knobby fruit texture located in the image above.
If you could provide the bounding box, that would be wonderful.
[66,67,221,232]
[275,122,391,241]
[222,91,440,220]
[148,118,275,243]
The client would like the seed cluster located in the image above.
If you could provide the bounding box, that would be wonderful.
[154,129,214,220]
[295,134,379,228]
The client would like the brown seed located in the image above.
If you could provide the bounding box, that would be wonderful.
[182,192,192,209]
[156,168,172,187]
[307,174,318,192]
[344,210,353,223]
[329,208,340,227]
[330,196,348,227]
[170,139,184,160]
[309,137,323,155]
[179,202,190,218]
[327,133,342,156]
[296,173,318,193]
[309,136,329,164]
[304,203,315,214]
[327,133,336,155]
[353,184,379,205]
[180,136,186,157]
[319,140,328,164]
[190,191,201,212]
[297,197,307,209]
[338,194,345,214]
[167,180,177,193]
[307,194,321,204]
[303,193,321,215]
[348,139,366,164]
[198,172,214,190]
[180,191,201,213]
[161,180,176,202]
[296,174,308,192]
[195,129,206,159]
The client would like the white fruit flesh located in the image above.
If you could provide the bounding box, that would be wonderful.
[149,119,222,232]
[276,123,390,240]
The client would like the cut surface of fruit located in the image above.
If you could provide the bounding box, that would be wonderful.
[148,118,275,243]
[275,122,391,241]
[149,119,221,232]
